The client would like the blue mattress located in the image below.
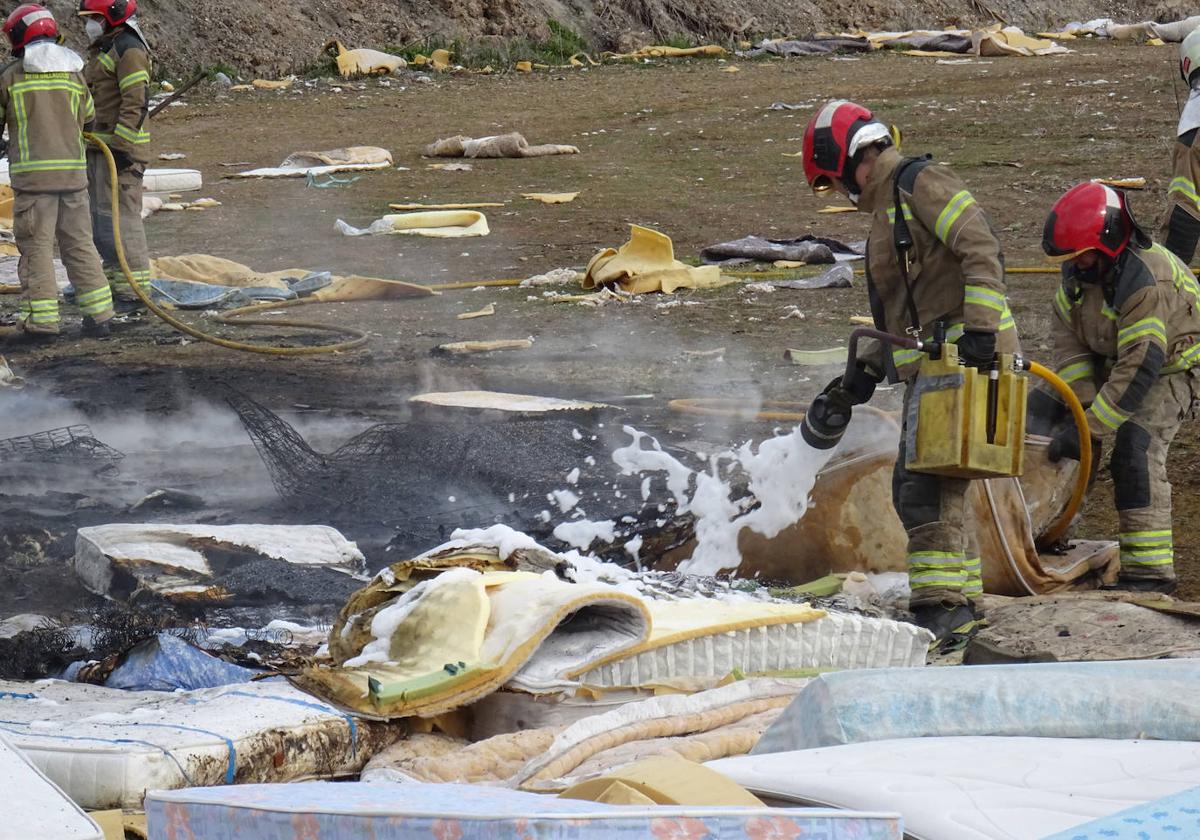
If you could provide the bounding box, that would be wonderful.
[1041,784,1200,839]
[146,781,903,839]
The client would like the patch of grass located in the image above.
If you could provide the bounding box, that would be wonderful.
[659,35,694,50]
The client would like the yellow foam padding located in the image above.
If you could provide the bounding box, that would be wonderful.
[819,205,857,214]
[565,598,825,679]
[379,210,490,238]
[607,45,727,59]
[151,254,300,289]
[558,756,765,807]
[300,570,653,719]
[252,78,292,89]
[151,254,435,300]
[522,192,579,204]
[311,275,436,301]
[584,224,725,294]
[515,61,533,72]
[413,49,453,70]
[90,810,148,840]
[389,202,505,210]
[331,42,406,77]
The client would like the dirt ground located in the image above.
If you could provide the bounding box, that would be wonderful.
[4,40,1200,620]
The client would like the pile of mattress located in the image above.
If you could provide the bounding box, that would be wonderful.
[301,538,931,721]
[145,781,904,840]
[0,678,400,809]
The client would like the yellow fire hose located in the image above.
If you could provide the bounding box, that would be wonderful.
[87,134,369,355]
[667,364,1091,549]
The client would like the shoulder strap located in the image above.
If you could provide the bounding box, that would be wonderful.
[891,154,933,337]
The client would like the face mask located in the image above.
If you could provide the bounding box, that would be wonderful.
[84,18,105,43]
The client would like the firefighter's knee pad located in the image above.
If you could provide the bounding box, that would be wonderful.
[892,462,943,529]
[1165,204,1200,265]
[1112,422,1152,511]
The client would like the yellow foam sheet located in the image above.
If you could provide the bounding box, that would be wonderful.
[437,339,533,354]
[515,60,533,72]
[457,303,495,320]
[153,254,435,301]
[312,275,436,302]
[90,810,148,840]
[412,48,452,70]
[330,41,406,77]
[559,756,764,807]
[283,146,392,168]
[584,224,725,294]
[381,210,490,238]
[819,205,857,214]
[389,202,505,210]
[299,570,653,718]
[151,254,298,289]
[568,598,824,679]
[252,78,292,89]
[610,45,727,60]
[522,192,579,204]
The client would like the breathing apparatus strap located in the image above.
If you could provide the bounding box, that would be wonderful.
[892,155,933,340]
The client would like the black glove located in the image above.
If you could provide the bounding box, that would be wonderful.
[801,380,856,450]
[838,360,884,406]
[1047,426,1100,463]
[956,330,996,369]
[112,150,134,172]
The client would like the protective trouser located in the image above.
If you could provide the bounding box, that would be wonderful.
[893,381,982,608]
[1109,371,1197,582]
[14,188,114,334]
[86,148,149,299]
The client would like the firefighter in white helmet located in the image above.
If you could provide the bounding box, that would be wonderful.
[1163,28,1200,264]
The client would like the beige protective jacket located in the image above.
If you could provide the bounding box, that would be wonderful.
[1053,242,1200,439]
[84,26,151,164]
[858,146,1018,380]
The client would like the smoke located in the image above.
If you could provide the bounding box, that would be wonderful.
[0,386,379,508]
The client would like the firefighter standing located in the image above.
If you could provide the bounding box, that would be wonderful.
[78,0,151,305]
[1162,29,1200,265]
[0,4,114,340]
[1044,182,1200,594]
[798,100,1021,642]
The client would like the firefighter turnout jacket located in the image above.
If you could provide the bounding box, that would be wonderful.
[857,146,1019,380]
[84,25,150,165]
[1053,242,1200,439]
[0,41,94,192]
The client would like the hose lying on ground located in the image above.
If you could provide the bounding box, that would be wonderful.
[88,133,369,356]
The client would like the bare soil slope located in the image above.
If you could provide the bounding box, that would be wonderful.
[38,0,1198,76]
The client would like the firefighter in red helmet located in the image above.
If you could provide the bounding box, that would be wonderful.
[0,4,114,340]
[78,0,152,306]
[1043,182,1200,593]
[799,100,1021,643]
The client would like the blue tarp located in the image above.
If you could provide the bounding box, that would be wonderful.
[104,632,259,692]
[753,660,1200,755]
[150,278,297,309]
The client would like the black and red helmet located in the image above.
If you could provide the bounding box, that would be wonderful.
[78,0,136,27]
[802,100,892,193]
[1042,182,1134,262]
[4,4,57,51]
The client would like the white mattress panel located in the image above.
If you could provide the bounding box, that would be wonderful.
[710,736,1200,840]
[0,732,101,840]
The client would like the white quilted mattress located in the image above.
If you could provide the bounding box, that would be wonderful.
[709,736,1200,840]
[1,732,101,840]
[562,611,929,690]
